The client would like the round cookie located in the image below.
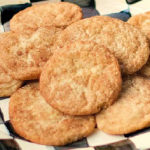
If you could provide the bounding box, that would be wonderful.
[0,27,61,80]
[56,16,149,74]
[0,67,22,97]
[9,83,95,145]
[127,12,150,39]
[40,41,122,115]
[10,2,82,34]
[96,75,150,135]
[127,12,150,77]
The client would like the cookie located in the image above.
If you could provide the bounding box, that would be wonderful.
[128,12,150,77]
[0,27,61,80]
[96,75,150,135]
[40,41,122,115]
[0,67,22,97]
[127,12,150,39]
[10,2,82,34]
[9,83,95,145]
[56,16,149,74]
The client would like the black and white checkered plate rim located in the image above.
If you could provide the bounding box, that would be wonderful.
[0,0,150,149]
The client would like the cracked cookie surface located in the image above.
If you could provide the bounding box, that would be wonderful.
[96,75,150,134]
[9,83,95,145]
[128,12,150,77]
[0,27,61,80]
[0,67,22,97]
[56,16,149,74]
[10,2,82,34]
[40,41,121,115]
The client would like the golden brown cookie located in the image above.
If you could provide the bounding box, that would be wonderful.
[56,16,149,74]
[127,12,150,39]
[0,27,61,80]
[128,12,150,77]
[40,41,122,115]
[96,75,150,135]
[0,67,22,97]
[10,2,82,34]
[9,83,95,145]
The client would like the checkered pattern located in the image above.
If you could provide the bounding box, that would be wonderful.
[0,98,134,150]
[0,0,150,149]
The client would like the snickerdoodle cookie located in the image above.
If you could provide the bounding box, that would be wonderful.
[10,2,82,34]
[128,12,150,77]
[96,75,150,135]
[0,27,61,80]
[9,83,95,145]
[56,16,149,74]
[0,67,22,97]
[40,41,121,115]
[128,11,150,39]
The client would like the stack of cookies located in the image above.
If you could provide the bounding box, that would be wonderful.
[1,1,150,146]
